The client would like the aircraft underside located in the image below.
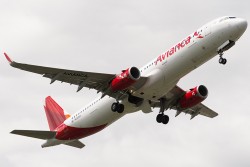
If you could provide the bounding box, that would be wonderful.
[6,16,247,148]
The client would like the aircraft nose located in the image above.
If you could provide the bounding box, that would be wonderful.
[230,18,248,40]
[236,18,248,32]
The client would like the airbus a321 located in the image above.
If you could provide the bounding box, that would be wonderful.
[5,16,247,148]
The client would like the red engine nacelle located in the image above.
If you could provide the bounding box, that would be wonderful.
[110,67,141,92]
[178,85,208,109]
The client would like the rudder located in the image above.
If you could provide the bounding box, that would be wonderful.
[44,96,68,131]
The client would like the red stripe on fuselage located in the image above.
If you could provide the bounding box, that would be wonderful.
[55,123,107,140]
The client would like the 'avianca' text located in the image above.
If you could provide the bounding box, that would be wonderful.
[155,31,202,65]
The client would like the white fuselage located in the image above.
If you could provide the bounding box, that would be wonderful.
[64,17,247,133]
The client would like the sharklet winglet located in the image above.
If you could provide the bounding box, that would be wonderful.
[4,52,13,64]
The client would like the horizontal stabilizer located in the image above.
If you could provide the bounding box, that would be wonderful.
[64,140,85,149]
[11,130,56,140]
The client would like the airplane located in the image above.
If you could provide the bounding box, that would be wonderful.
[5,16,247,149]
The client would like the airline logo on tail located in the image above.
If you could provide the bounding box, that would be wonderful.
[44,96,71,131]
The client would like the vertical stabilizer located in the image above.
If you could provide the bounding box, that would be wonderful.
[44,96,68,131]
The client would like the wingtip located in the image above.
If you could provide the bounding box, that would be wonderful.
[4,52,13,64]
[10,130,16,134]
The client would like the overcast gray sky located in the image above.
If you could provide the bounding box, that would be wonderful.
[1,0,250,167]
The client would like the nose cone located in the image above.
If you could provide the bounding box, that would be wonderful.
[230,18,248,40]
[237,18,248,33]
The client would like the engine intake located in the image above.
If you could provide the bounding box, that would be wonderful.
[110,67,141,92]
[197,85,208,97]
[128,67,140,80]
[178,85,208,109]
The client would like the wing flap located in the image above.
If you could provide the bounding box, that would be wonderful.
[196,103,218,118]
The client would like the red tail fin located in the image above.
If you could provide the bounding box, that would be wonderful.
[44,96,66,131]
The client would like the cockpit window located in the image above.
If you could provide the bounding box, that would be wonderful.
[219,17,229,22]
[220,17,237,22]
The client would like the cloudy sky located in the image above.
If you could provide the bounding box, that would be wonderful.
[1,0,250,167]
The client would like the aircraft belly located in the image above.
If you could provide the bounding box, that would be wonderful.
[66,97,136,129]
[134,68,166,99]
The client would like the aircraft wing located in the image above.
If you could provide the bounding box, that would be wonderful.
[151,85,218,119]
[4,53,147,100]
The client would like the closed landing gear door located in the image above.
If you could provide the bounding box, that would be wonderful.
[140,100,153,114]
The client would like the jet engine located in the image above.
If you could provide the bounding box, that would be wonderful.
[110,67,140,92]
[178,85,208,109]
